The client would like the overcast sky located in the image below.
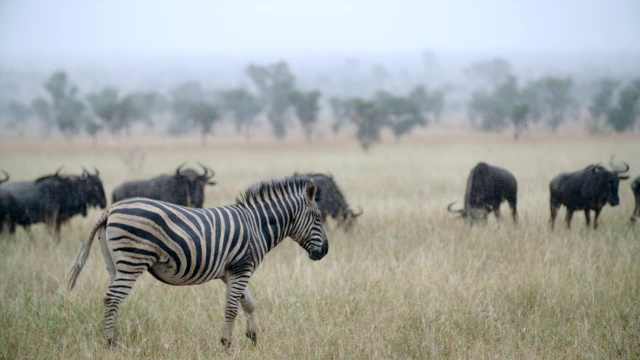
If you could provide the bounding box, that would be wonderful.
[1,0,639,63]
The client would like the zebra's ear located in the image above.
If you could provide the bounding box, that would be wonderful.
[305,180,317,204]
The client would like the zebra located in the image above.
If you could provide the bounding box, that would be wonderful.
[68,177,329,347]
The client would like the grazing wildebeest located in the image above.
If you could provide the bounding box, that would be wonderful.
[447,162,518,225]
[549,161,630,229]
[68,177,328,347]
[629,176,639,226]
[292,172,362,231]
[111,164,216,207]
[0,168,107,238]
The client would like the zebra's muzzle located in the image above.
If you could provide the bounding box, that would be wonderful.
[309,241,328,261]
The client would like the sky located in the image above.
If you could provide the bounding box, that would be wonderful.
[1,0,639,64]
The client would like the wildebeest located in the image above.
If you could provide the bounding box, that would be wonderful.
[549,161,630,229]
[0,168,107,238]
[111,164,216,207]
[293,172,362,231]
[629,176,640,226]
[447,162,518,225]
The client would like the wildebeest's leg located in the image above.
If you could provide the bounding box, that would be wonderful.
[593,209,602,230]
[493,205,502,222]
[564,209,574,229]
[584,210,591,228]
[508,198,518,223]
[631,204,640,225]
[220,270,251,347]
[240,289,258,345]
[550,202,559,229]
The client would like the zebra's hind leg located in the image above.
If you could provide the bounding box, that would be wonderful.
[220,271,251,347]
[102,244,152,347]
[103,268,148,347]
[240,289,258,345]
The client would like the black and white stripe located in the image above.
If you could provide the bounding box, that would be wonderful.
[68,177,328,347]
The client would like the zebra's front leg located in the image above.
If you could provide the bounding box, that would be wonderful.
[241,289,258,345]
[220,271,251,347]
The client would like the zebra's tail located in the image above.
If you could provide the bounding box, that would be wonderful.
[68,209,109,291]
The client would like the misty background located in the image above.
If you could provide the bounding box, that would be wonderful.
[1,0,639,147]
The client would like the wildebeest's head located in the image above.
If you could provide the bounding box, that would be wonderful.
[81,168,107,209]
[0,170,9,184]
[591,161,630,206]
[447,202,492,225]
[339,207,363,231]
[176,163,216,208]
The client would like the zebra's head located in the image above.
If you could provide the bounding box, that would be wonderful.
[291,179,329,261]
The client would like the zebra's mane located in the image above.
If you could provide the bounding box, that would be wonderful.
[236,176,318,206]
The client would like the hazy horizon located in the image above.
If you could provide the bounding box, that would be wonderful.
[1,0,639,68]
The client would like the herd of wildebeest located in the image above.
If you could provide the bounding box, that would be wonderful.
[0,159,639,239]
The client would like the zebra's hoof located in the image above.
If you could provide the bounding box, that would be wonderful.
[220,338,231,348]
[246,331,257,345]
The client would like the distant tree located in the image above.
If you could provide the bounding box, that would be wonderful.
[290,90,321,141]
[468,76,520,132]
[86,87,119,134]
[344,98,385,151]
[87,88,152,137]
[510,104,529,140]
[329,96,349,134]
[374,91,427,139]
[587,79,620,133]
[246,61,296,139]
[184,102,221,144]
[606,79,640,132]
[409,85,445,122]
[535,77,577,131]
[218,88,262,137]
[169,81,206,136]
[41,71,89,138]
[465,57,513,90]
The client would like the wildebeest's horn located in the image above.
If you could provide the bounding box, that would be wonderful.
[609,155,630,174]
[82,166,89,177]
[615,162,630,174]
[54,166,64,176]
[447,202,465,214]
[94,167,100,177]
[351,206,363,217]
[0,169,9,183]
[198,162,215,178]
[175,162,186,175]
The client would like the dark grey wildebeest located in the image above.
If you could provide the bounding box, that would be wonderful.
[549,161,630,229]
[111,164,216,207]
[0,168,107,239]
[629,176,639,226]
[293,172,362,231]
[448,162,518,225]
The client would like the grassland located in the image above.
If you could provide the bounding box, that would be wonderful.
[1,131,639,359]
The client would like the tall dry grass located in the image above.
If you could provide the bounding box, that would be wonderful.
[1,132,639,359]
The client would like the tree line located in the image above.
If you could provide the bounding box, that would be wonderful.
[3,57,640,150]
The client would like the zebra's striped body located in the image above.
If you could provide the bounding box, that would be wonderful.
[68,177,328,347]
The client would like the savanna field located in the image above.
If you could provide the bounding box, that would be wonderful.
[1,131,639,359]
